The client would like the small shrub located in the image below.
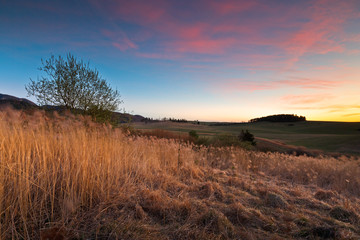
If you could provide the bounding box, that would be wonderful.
[238,130,256,146]
[188,130,199,141]
[265,192,288,209]
[314,190,334,201]
[329,206,357,223]
[311,227,337,239]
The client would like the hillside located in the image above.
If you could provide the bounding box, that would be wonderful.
[0,93,145,123]
[0,108,359,239]
[0,93,38,109]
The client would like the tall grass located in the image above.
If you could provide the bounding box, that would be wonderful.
[0,109,359,238]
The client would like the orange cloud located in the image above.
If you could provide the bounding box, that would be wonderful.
[343,113,360,117]
[281,103,360,112]
[326,105,360,113]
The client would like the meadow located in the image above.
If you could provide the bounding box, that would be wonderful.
[1,108,360,239]
[132,121,360,155]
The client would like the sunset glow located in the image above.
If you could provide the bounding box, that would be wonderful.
[1,0,360,121]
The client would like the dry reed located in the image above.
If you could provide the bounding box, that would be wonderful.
[0,108,359,239]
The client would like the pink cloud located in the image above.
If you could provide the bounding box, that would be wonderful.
[112,41,137,51]
[91,0,265,56]
[277,78,342,89]
[93,0,168,25]
[177,23,208,39]
[92,0,360,70]
[282,0,359,66]
[168,38,237,54]
[207,1,258,15]
[102,29,138,51]
[280,94,333,105]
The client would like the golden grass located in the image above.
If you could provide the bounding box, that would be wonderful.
[0,108,359,239]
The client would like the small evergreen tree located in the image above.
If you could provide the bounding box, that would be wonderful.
[238,130,256,146]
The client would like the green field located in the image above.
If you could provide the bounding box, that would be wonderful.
[132,121,360,155]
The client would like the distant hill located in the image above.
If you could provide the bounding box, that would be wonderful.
[0,93,145,123]
[0,93,38,110]
[111,112,145,123]
[250,114,306,123]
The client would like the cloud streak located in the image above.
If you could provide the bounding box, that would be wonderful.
[213,77,345,92]
[102,29,138,51]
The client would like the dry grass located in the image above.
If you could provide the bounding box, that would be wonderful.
[140,129,192,142]
[1,108,360,239]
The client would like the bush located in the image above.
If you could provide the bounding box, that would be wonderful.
[238,130,256,146]
[189,130,199,140]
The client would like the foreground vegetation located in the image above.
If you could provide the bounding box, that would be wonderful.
[1,109,360,239]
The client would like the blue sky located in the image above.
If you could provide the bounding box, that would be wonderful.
[1,0,360,121]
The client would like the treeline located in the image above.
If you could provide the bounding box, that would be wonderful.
[209,123,243,126]
[141,117,189,123]
[141,117,160,123]
[141,117,200,124]
[249,114,306,123]
[167,117,188,123]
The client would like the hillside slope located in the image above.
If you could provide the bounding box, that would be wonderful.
[0,93,38,109]
[0,93,145,123]
[133,121,360,155]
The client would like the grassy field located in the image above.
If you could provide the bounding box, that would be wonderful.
[132,121,360,155]
[1,109,360,239]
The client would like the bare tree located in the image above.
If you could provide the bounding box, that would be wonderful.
[26,53,122,122]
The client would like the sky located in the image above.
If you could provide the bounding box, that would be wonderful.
[1,0,360,122]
